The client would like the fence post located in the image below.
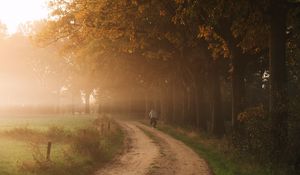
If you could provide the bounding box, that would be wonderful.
[46,141,52,161]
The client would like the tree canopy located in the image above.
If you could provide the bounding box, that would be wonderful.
[31,0,300,173]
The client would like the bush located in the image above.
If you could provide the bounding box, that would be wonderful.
[19,142,52,174]
[72,127,106,161]
[237,105,272,161]
[287,95,300,173]
[17,116,124,175]
[46,126,71,143]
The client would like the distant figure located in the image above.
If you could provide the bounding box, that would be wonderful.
[149,109,158,128]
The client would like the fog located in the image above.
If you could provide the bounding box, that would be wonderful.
[0,34,70,111]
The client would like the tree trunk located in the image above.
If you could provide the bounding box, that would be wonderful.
[196,82,208,131]
[85,92,90,114]
[194,86,200,128]
[269,0,288,162]
[231,49,246,132]
[166,84,173,123]
[211,61,225,137]
[186,86,192,125]
[159,95,164,121]
[71,89,78,115]
[180,85,186,124]
[184,65,199,128]
[159,87,166,121]
[171,81,176,123]
[145,92,150,118]
[71,93,75,115]
[128,90,132,116]
[215,20,247,134]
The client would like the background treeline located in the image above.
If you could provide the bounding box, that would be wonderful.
[28,0,300,171]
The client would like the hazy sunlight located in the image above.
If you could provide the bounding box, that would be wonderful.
[0,0,48,34]
[0,1,297,175]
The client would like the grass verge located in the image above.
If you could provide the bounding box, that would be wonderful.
[156,123,289,175]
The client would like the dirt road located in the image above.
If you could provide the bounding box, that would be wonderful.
[95,121,211,175]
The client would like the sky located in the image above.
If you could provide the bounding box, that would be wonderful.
[0,0,49,34]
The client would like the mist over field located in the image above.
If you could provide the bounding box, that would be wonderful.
[0,0,299,175]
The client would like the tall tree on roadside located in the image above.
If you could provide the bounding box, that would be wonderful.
[268,0,300,162]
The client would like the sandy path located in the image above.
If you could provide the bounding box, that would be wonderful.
[95,121,211,175]
[137,123,212,175]
[95,121,159,175]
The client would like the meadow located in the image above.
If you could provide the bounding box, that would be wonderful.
[0,114,123,175]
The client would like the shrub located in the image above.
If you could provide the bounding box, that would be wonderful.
[72,127,106,161]
[46,126,71,143]
[18,142,52,173]
[237,105,272,161]
[17,116,123,175]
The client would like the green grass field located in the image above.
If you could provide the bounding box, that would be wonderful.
[0,115,93,131]
[0,114,120,175]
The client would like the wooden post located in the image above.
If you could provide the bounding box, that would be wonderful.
[46,141,52,161]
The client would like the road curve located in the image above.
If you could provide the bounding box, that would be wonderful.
[95,121,159,175]
[95,121,212,175]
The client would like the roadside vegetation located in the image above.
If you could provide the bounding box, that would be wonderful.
[156,123,297,175]
[0,0,295,173]
[29,0,300,172]
[0,115,124,175]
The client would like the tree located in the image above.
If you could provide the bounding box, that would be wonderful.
[268,0,298,162]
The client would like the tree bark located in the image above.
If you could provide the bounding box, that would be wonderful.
[171,80,176,123]
[194,86,201,128]
[145,92,150,118]
[71,92,75,115]
[180,85,186,124]
[196,82,208,131]
[215,20,247,134]
[85,92,91,114]
[166,84,173,123]
[231,48,247,132]
[159,87,167,121]
[269,0,288,162]
[128,90,133,116]
[211,61,225,137]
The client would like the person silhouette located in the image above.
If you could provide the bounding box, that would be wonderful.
[149,108,158,128]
